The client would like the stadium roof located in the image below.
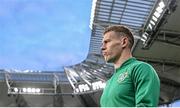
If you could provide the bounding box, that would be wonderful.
[89,0,156,55]
[0,70,67,83]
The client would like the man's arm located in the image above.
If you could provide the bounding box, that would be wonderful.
[132,62,160,107]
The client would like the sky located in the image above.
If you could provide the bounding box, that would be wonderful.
[172,100,180,107]
[0,0,92,71]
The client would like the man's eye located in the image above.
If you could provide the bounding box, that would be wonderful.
[104,40,110,43]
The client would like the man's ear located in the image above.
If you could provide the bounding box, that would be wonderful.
[121,37,128,48]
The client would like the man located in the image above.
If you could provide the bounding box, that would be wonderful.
[100,25,160,107]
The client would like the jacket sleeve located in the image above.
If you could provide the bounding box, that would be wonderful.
[131,62,160,107]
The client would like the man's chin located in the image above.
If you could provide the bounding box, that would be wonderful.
[106,60,113,63]
[105,59,113,63]
[104,57,108,61]
[105,57,115,63]
[104,56,113,63]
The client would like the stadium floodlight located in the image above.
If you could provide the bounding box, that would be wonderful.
[153,11,161,18]
[65,65,108,94]
[78,84,84,92]
[150,20,156,26]
[99,81,106,88]
[14,88,18,92]
[75,88,80,93]
[92,82,99,90]
[35,88,41,93]
[31,88,35,93]
[140,0,166,46]
[27,88,32,93]
[75,81,106,93]
[141,32,149,44]
[142,32,148,40]
[156,6,163,14]
[21,87,41,93]
[92,81,106,90]
[23,88,27,92]
[78,84,90,92]
[159,1,165,8]
[148,23,153,30]
[84,84,90,91]
[152,16,158,22]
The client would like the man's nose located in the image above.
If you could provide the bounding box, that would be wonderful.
[101,44,106,51]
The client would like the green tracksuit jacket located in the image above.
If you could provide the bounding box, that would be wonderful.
[100,57,160,107]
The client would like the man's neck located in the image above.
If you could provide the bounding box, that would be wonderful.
[114,49,132,69]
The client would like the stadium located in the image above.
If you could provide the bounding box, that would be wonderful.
[0,0,180,107]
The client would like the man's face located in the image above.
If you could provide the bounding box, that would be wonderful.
[101,31,124,63]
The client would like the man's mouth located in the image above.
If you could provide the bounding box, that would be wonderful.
[102,52,108,56]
